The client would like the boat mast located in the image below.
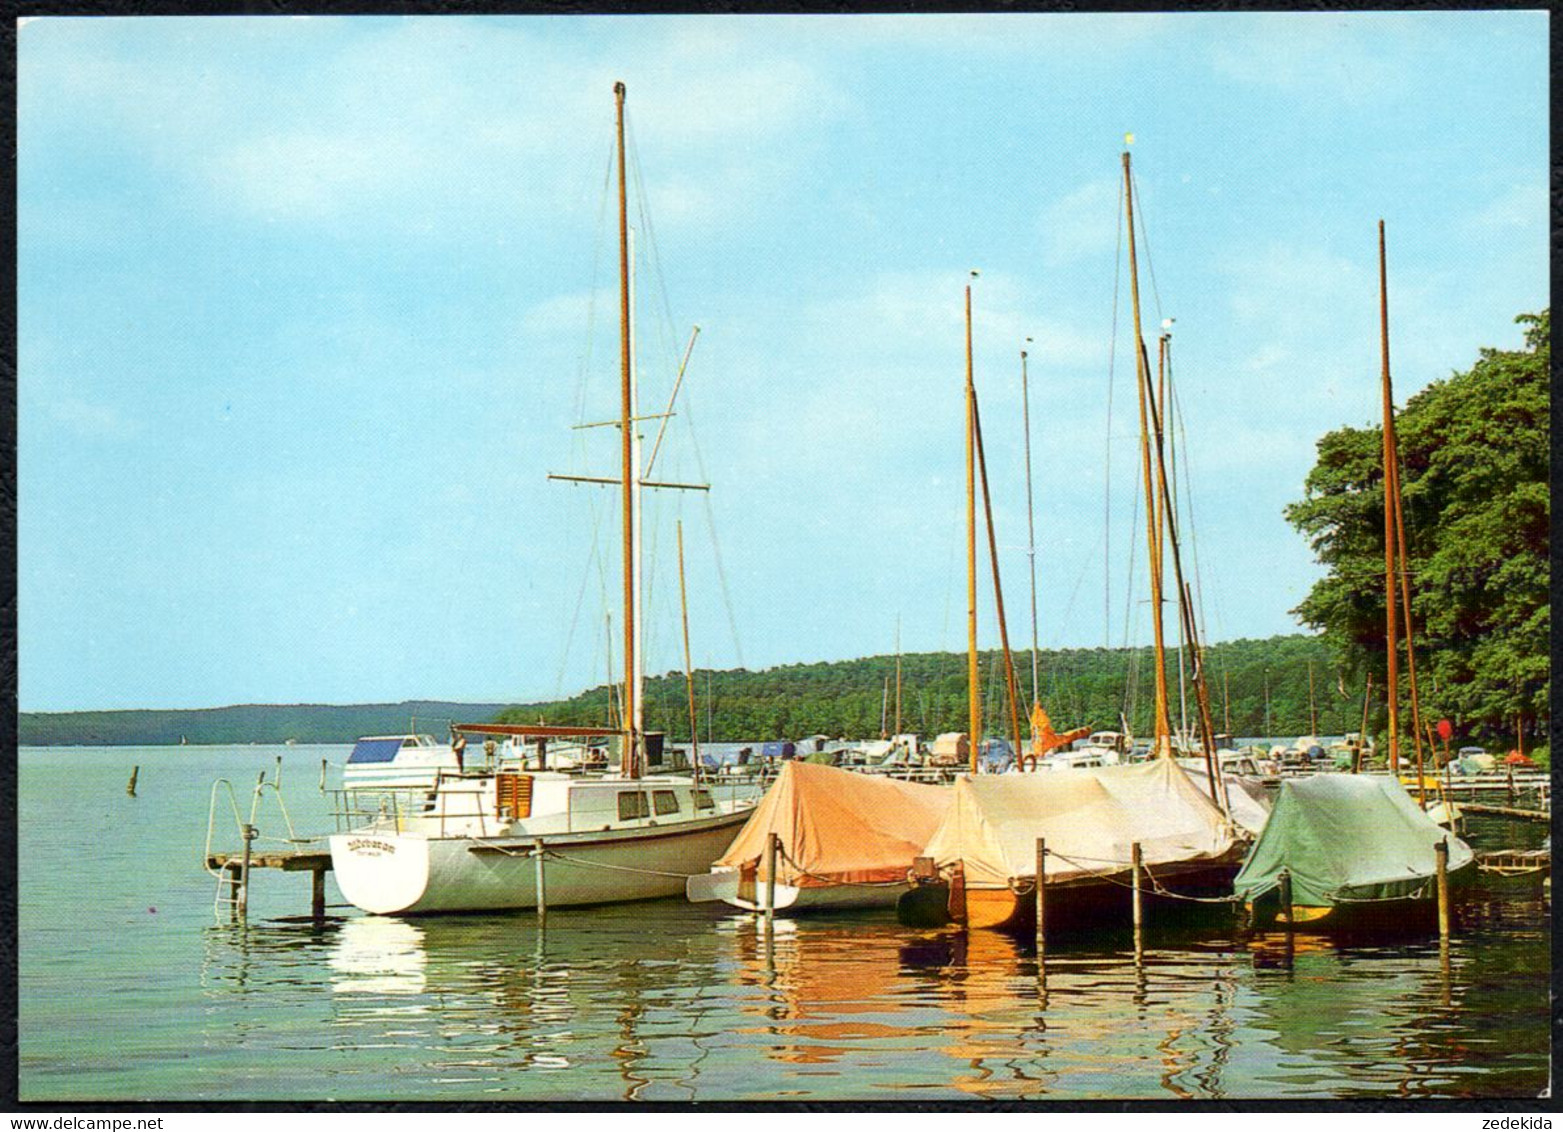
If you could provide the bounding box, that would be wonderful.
[894,616,903,737]
[1377,220,1400,779]
[1021,340,1041,710]
[676,520,700,784]
[965,275,981,773]
[614,81,640,779]
[1380,221,1428,801]
[1122,150,1173,756]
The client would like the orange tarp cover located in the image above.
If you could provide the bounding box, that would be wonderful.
[714,761,952,887]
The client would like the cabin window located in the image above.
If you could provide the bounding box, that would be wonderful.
[652,790,680,816]
[693,789,715,811]
[617,792,651,821]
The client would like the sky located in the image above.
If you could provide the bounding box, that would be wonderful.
[18,12,1549,712]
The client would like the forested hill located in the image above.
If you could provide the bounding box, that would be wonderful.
[19,701,510,747]
[21,634,1356,748]
[499,633,1356,742]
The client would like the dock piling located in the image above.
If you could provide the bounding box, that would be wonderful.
[237,823,256,920]
[310,867,326,921]
[765,832,780,932]
[1034,838,1047,956]
[319,758,327,793]
[1278,869,1293,934]
[126,766,139,797]
[534,839,547,925]
[1131,841,1144,954]
[1435,838,1451,940]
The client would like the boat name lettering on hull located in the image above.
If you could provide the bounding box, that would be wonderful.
[347,838,396,855]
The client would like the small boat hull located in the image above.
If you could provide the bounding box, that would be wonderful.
[330,808,751,915]
[1243,859,1477,935]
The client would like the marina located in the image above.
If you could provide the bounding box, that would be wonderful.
[19,743,1552,1102]
[17,11,1548,1111]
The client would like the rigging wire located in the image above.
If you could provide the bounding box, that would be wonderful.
[1104,175,1124,647]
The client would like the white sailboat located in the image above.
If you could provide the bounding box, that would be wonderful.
[329,82,761,916]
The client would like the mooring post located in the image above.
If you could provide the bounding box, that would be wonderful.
[1435,838,1451,940]
[274,755,283,791]
[237,823,256,920]
[765,832,780,932]
[1034,838,1047,955]
[126,765,139,797]
[1278,868,1293,934]
[534,839,547,925]
[319,758,327,793]
[1507,762,1516,805]
[311,867,326,921]
[1131,841,1145,953]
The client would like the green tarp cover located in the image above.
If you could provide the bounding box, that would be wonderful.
[1233,774,1473,906]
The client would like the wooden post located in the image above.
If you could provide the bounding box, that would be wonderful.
[1278,868,1293,934]
[765,832,780,931]
[534,839,547,924]
[126,766,139,797]
[1131,841,1144,950]
[237,824,255,920]
[1034,838,1047,954]
[1435,838,1450,941]
[1508,762,1516,805]
[319,758,327,793]
[311,868,326,921]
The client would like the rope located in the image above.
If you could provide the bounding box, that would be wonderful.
[1022,846,1252,905]
[541,847,699,880]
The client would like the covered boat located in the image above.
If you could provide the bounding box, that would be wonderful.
[1232,773,1474,932]
[687,760,951,912]
[897,759,1243,931]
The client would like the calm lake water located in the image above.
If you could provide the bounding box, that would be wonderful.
[19,745,1552,1102]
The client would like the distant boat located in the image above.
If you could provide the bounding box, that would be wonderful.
[1232,774,1473,932]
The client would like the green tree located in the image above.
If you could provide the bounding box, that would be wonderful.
[1285,310,1549,750]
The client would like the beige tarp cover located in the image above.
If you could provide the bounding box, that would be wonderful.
[922,759,1237,889]
[714,761,951,887]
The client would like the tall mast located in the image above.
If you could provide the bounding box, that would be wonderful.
[1308,661,1318,737]
[894,617,903,736]
[1122,150,1173,755]
[1021,340,1040,709]
[1378,220,1400,777]
[614,82,637,777]
[965,275,980,773]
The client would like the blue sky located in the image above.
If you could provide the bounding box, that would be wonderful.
[19,13,1549,712]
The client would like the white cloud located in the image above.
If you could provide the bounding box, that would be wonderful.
[1470,181,1547,233]
[1039,178,1120,266]
[46,395,142,439]
[1206,12,1421,99]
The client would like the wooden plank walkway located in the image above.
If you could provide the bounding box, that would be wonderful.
[1457,802,1550,823]
[207,849,332,919]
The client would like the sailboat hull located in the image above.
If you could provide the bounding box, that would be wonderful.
[897,858,1243,933]
[1243,858,1476,935]
[330,808,751,915]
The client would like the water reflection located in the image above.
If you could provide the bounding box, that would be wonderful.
[184,892,1545,1101]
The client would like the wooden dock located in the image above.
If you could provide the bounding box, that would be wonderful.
[207,849,332,919]
[1475,847,1550,876]
[1457,802,1551,823]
